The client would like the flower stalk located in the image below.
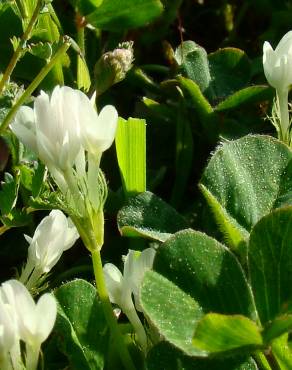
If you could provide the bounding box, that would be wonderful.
[263,31,292,145]
[91,249,136,370]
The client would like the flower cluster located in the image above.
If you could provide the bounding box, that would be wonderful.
[103,248,156,351]
[263,31,292,143]
[0,279,57,370]
[11,86,118,250]
[19,209,79,290]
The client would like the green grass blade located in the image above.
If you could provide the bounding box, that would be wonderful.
[115,117,146,197]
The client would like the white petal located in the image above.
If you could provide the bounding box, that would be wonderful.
[74,148,86,179]
[125,248,156,311]
[275,31,292,54]
[35,87,81,170]
[82,105,118,154]
[123,250,139,281]
[50,86,82,167]
[103,263,123,305]
[263,33,292,90]
[63,217,79,251]
[0,303,16,352]
[34,91,55,144]
[24,234,33,244]
[1,280,35,343]
[47,165,67,193]
[24,210,75,273]
[34,294,57,343]
[11,106,37,153]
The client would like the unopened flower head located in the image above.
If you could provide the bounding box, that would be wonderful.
[94,41,134,95]
[107,42,134,83]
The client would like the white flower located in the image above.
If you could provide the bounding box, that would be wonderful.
[11,86,118,171]
[0,280,56,370]
[11,87,81,171]
[104,248,155,312]
[1,280,57,347]
[123,248,156,311]
[0,299,17,355]
[20,210,79,289]
[0,295,22,370]
[263,31,292,91]
[103,248,155,351]
[80,102,118,157]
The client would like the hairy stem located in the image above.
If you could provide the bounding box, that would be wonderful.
[0,0,43,94]
[0,39,70,135]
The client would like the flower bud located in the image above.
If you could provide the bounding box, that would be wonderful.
[94,41,134,95]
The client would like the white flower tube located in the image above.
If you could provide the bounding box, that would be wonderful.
[20,209,79,290]
[263,31,292,142]
[1,280,57,370]
[103,248,156,351]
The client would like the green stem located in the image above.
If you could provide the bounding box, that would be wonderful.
[0,38,70,135]
[277,89,290,144]
[77,26,85,88]
[140,64,169,74]
[254,351,273,370]
[0,0,43,94]
[91,249,136,370]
